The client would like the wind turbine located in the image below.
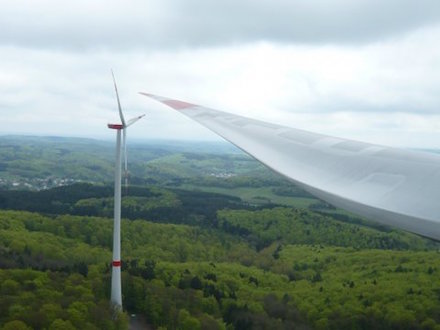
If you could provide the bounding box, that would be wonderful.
[108,71,145,310]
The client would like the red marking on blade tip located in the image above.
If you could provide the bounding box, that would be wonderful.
[163,99,196,110]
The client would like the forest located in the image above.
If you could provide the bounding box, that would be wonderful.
[1,136,440,329]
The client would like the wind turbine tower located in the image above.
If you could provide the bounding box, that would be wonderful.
[108,71,145,309]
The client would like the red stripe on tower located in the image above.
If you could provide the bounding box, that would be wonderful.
[163,99,196,110]
[112,260,121,267]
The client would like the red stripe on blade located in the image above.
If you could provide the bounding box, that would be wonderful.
[163,99,196,110]
[112,260,121,267]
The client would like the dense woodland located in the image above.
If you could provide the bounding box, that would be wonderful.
[1,137,440,329]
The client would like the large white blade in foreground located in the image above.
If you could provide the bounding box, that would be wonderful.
[140,93,440,240]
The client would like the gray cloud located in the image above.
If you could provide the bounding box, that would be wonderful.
[1,0,440,50]
[1,1,440,148]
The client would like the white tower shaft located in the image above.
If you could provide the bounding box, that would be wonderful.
[111,128,122,309]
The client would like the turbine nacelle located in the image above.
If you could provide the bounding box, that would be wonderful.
[107,114,145,130]
[107,124,124,130]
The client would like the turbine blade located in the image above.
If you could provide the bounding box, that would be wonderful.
[111,70,126,126]
[126,114,146,127]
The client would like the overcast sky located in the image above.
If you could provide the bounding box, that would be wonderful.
[1,0,440,148]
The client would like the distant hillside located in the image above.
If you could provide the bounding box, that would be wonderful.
[0,135,317,209]
[0,135,274,186]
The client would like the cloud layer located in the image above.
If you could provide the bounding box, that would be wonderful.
[2,0,440,50]
[1,1,440,148]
